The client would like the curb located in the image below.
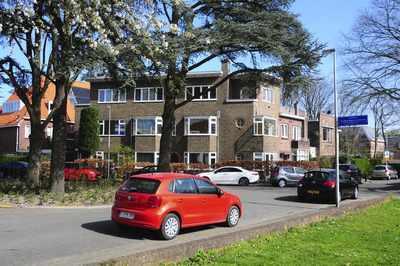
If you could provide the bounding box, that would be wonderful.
[88,195,394,266]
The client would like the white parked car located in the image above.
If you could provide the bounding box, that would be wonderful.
[197,166,259,186]
[371,165,398,180]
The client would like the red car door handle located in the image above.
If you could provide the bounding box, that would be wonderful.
[178,199,184,203]
[202,199,207,203]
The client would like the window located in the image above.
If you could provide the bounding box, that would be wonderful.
[253,152,277,161]
[240,87,251,99]
[194,178,220,195]
[297,149,309,161]
[235,153,244,160]
[132,117,162,135]
[173,178,197,194]
[46,127,53,138]
[323,127,332,142]
[253,116,277,136]
[25,125,31,138]
[99,119,125,136]
[293,126,301,141]
[262,87,275,103]
[184,116,217,135]
[236,118,245,128]
[135,152,159,164]
[135,87,163,101]
[185,86,217,100]
[98,89,126,103]
[281,124,288,138]
[2,100,24,114]
[172,121,176,136]
[184,152,216,164]
[46,101,54,113]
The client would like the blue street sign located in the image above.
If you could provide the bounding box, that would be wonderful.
[338,115,368,126]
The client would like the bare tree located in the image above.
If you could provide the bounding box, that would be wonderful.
[341,0,400,101]
[297,77,333,119]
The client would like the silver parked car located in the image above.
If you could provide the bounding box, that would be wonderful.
[371,165,398,180]
[270,166,307,187]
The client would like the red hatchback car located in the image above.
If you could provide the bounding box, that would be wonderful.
[112,173,242,240]
[65,163,102,181]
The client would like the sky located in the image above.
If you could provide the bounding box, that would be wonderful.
[0,0,372,115]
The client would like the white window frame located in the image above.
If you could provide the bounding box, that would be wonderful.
[172,120,176,136]
[132,117,162,135]
[296,149,309,161]
[185,85,217,101]
[262,87,275,103]
[323,127,332,142]
[25,125,31,138]
[253,116,277,136]
[46,127,53,138]
[184,152,217,165]
[3,100,24,114]
[281,124,288,138]
[253,152,277,161]
[292,126,301,141]
[184,116,218,135]
[99,119,126,136]
[134,87,164,102]
[135,152,159,164]
[98,89,126,103]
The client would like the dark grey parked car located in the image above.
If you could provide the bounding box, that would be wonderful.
[333,164,364,184]
[270,166,307,187]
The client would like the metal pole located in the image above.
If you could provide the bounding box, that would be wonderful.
[107,106,111,180]
[333,50,340,208]
[323,48,339,207]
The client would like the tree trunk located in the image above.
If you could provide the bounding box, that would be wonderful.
[49,81,67,194]
[158,92,176,172]
[27,121,43,182]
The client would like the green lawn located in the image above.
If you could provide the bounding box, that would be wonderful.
[165,198,400,266]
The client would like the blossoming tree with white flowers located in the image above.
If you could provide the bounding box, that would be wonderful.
[0,0,153,193]
[99,0,325,172]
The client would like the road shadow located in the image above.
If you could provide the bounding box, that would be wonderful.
[81,220,226,241]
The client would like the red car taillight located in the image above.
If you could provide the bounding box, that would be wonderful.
[323,181,336,187]
[298,179,305,185]
[252,173,258,176]
[276,171,279,176]
[384,170,388,173]
[147,196,162,208]
[346,170,351,174]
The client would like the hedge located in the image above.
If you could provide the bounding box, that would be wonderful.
[0,155,28,165]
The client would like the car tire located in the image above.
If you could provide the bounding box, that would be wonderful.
[351,186,359,199]
[278,179,286,188]
[226,205,240,227]
[81,174,88,182]
[115,222,132,231]
[158,213,180,240]
[238,177,249,186]
[298,195,307,202]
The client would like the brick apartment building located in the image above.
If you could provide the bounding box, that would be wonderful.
[76,61,284,164]
[0,77,89,161]
[308,113,336,157]
[279,103,309,161]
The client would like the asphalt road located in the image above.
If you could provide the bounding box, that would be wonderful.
[1,179,399,266]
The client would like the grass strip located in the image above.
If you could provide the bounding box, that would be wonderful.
[165,198,400,266]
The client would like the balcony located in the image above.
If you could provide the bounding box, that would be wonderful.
[291,138,310,149]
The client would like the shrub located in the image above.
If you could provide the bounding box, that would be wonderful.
[0,155,28,165]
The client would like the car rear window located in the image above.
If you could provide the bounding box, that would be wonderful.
[374,166,386,170]
[304,172,330,179]
[120,178,161,194]
[338,165,348,171]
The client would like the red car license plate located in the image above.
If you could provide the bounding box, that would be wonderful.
[119,211,135,219]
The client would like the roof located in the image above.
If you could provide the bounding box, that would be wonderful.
[0,77,88,127]
[357,126,385,142]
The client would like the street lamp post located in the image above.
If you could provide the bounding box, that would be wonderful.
[322,48,340,207]
[107,106,111,180]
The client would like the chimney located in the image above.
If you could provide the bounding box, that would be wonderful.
[221,60,230,76]
[294,101,299,115]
